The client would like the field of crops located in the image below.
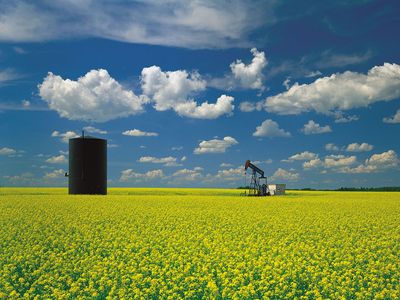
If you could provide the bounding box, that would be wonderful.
[0,188,399,299]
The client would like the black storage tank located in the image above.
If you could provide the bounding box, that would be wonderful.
[68,134,107,195]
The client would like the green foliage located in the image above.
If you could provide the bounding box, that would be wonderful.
[0,188,399,299]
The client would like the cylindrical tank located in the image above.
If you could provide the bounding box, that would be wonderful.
[68,135,107,195]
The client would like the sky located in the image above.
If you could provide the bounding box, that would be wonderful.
[0,0,399,189]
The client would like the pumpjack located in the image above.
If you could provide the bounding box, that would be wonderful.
[244,160,269,196]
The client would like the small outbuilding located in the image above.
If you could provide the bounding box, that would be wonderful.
[268,184,286,195]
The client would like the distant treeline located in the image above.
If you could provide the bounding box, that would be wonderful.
[238,186,400,191]
[336,186,400,192]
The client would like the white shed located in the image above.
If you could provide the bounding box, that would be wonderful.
[268,184,286,195]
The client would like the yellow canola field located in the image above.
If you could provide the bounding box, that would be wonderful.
[0,188,399,299]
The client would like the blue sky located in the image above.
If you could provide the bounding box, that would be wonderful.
[0,0,399,189]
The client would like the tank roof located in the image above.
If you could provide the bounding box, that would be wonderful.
[70,135,106,140]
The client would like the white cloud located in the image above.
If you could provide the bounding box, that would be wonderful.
[324,155,357,167]
[333,112,359,123]
[264,159,273,164]
[172,168,203,181]
[122,129,158,137]
[315,50,373,69]
[239,101,262,112]
[0,68,23,83]
[305,70,322,78]
[21,100,30,107]
[346,143,373,152]
[338,150,399,173]
[141,65,205,109]
[51,131,79,143]
[138,156,180,167]
[39,69,147,122]
[174,95,234,119]
[172,146,183,151]
[383,109,400,124]
[0,1,272,49]
[44,169,65,179]
[304,150,399,174]
[141,66,233,119]
[287,151,318,161]
[181,156,187,162]
[303,158,323,170]
[194,136,238,154]
[0,147,16,155]
[120,169,164,182]
[216,167,244,181]
[46,155,67,164]
[282,77,291,90]
[325,143,340,151]
[302,120,332,135]
[367,150,399,168]
[230,48,267,90]
[253,119,291,137]
[264,63,400,115]
[270,168,299,181]
[220,163,233,168]
[83,126,107,135]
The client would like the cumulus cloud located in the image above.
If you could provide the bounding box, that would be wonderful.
[332,111,359,123]
[230,48,267,90]
[253,119,291,137]
[324,155,357,167]
[346,143,373,152]
[264,63,400,115]
[287,151,318,161]
[141,66,234,118]
[194,136,238,154]
[0,1,271,49]
[383,109,400,124]
[239,101,262,112]
[174,95,234,119]
[83,126,107,135]
[138,156,180,167]
[303,155,357,170]
[302,120,332,135]
[338,150,399,173]
[21,100,30,107]
[51,131,79,143]
[215,167,244,181]
[44,169,65,179]
[220,163,233,168]
[303,158,323,170]
[122,129,158,137]
[141,66,206,110]
[0,147,17,155]
[270,168,299,181]
[304,150,400,174]
[325,143,340,151]
[46,155,67,164]
[120,169,164,182]
[172,168,203,181]
[39,69,147,122]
